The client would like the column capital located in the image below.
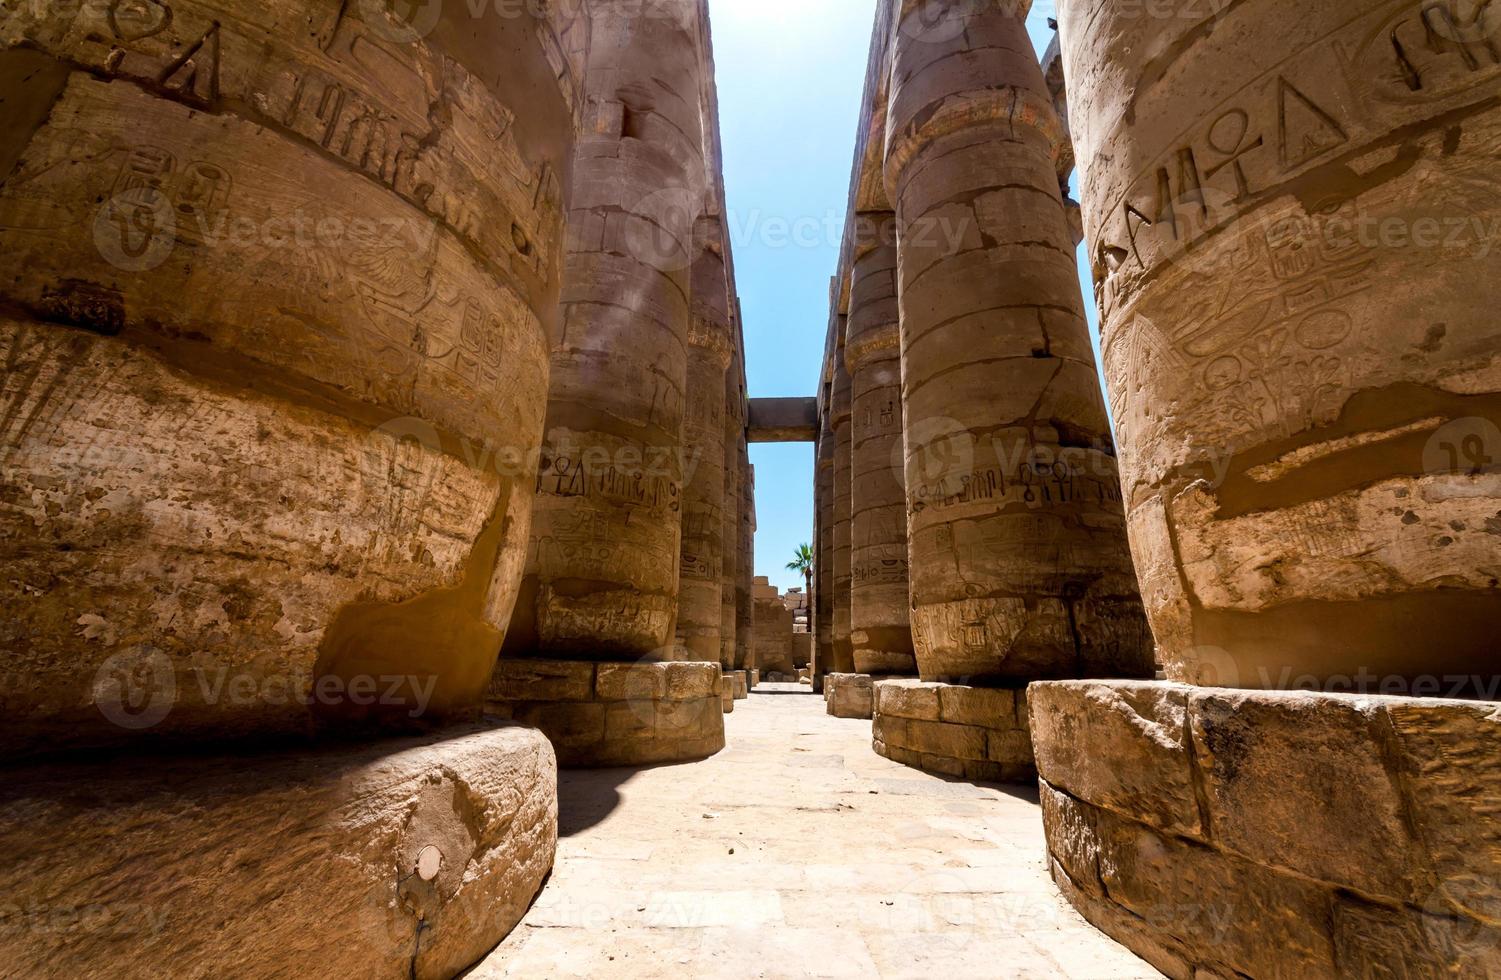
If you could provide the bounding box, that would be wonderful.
[886,86,1064,200]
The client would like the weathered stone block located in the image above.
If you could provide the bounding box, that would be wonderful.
[825,673,875,719]
[1094,803,1337,978]
[939,686,1014,728]
[1030,681,1201,838]
[487,659,723,767]
[667,662,722,701]
[874,680,1036,783]
[906,718,987,763]
[919,753,966,778]
[595,663,668,702]
[1333,893,1501,978]
[1038,681,1501,979]
[1190,689,1415,902]
[1039,783,1103,899]
[871,713,908,747]
[490,660,596,703]
[658,699,718,739]
[987,729,1034,768]
[0,725,557,979]
[511,702,607,751]
[1384,699,1501,911]
[602,701,655,742]
[874,679,941,721]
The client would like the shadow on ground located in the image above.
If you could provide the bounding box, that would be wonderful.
[556,758,708,836]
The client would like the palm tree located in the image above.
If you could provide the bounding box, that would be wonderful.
[786,543,814,611]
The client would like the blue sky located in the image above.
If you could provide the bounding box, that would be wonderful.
[708,0,1093,592]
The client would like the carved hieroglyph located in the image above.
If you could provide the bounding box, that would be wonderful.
[506,0,706,661]
[1062,0,1501,687]
[0,2,579,751]
[847,214,917,676]
[885,0,1151,684]
[830,348,858,675]
[677,217,733,662]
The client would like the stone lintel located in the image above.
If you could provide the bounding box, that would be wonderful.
[0,725,556,979]
[872,679,1035,783]
[1032,679,1501,980]
[747,397,818,442]
[487,660,725,767]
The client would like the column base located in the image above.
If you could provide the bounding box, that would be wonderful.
[0,725,555,979]
[871,679,1035,783]
[750,669,760,689]
[719,675,735,713]
[487,660,724,768]
[824,672,874,719]
[1031,680,1501,979]
[730,671,749,700]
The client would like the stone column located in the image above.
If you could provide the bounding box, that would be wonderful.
[830,345,857,674]
[884,0,1150,685]
[813,405,837,689]
[0,2,581,968]
[507,0,706,662]
[0,1,583,750]
[735,452,756,669]
[1063,0,1501,689]
[676,216,733,662]
[720,369,742,672]
[847,213,916,676]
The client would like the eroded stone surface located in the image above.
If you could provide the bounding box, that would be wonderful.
[1036,680,1501,979]
[1062,0,1501,688]
[1028,681,1201,838]
[0,2,580,753]
[0,725,557,979]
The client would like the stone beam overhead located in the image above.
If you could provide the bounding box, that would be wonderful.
[747,397,818,442]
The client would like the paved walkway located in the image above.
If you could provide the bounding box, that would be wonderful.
[472,683,1157,979]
